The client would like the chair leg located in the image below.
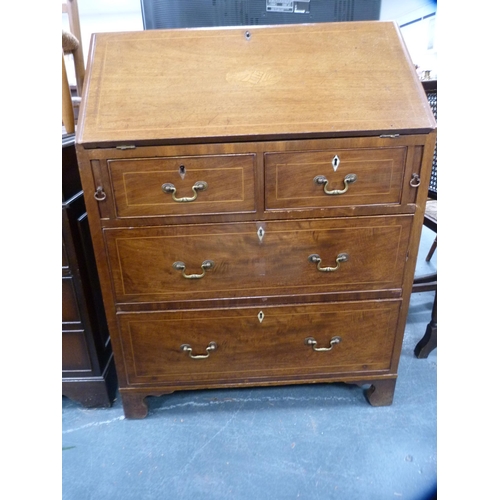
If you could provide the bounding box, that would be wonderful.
[425,236,437,262]
[414,293,437,358]
[62,51,75,134]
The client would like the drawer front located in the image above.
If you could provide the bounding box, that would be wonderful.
[108,154,256,217]
[62,277,81,323]
[118,301,399,385]
[105,216,412,304]
[62,330,92,372]
[265,147,406,210]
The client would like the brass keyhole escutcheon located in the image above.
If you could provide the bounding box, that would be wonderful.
[179,164,186,179]
[332,155,340,171]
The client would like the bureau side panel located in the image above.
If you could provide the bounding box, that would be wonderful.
[75,145,130,389]
[386,130,437,373]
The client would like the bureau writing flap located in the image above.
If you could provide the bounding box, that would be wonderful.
[77,21,436,147]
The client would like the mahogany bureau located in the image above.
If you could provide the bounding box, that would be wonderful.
[76,22,436,418]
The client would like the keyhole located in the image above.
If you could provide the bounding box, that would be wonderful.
[179,165,186,179]
[332,155,340,172]
[258,311,264,323]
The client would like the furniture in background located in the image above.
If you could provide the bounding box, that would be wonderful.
[62,0,85,134]
[140,0,382,29]
[412,79,437,359]
[75,22,436,418]
[422,79,437,260]
[62,134,117,407]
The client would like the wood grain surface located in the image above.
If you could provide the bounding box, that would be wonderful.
[78,22,435,146]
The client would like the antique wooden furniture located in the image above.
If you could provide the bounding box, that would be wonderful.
[63,134,117,407]
[75,22,436,418]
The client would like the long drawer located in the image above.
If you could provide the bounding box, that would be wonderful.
[104,216,412,304]
[118,300,400,386]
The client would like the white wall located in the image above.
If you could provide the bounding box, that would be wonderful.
[63,0,143,70]
[380,0,436,25]
[379,0,437,79]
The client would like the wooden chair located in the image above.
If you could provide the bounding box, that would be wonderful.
[62,0,85,134]
[412,79,437,358]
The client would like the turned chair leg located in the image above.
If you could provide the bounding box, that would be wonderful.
[415,293,437,358]
[425,236,437,262]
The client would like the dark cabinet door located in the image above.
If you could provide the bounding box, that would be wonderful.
[62,134,117,407]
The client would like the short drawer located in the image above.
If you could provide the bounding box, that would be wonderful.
[118,300,399,385]
[265,146,407,210]
[62,330,91,372]
[105,216,412,304]
[108,153,256,217]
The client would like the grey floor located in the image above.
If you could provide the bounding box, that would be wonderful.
[62,226,437,500]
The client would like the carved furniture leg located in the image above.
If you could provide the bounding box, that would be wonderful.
[415,294,437,359]
[121,392,149,419]
[363,379,397,406]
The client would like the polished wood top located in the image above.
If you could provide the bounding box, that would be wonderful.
[77,22,436,147]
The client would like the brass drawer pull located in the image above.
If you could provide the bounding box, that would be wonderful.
[314,173,357,195]
[308,253,348,272]
[409,173,421,187]
[161,180,208,202]
[305,336,342,352]
[181,341,218,359]
[94,186,106,201]
[173,259,214,279]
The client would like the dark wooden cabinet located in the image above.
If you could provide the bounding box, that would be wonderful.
[62,134,117,407]
[75,22,436,418]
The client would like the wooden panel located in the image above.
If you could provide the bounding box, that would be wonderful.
[108,153,256,217]
[62,330,92,372]
[77,22,435,146]
[62,277,81,323]
[104,216,412,303]
[62,238,70,270]
[118,300,400,385]
[265,146,406,210]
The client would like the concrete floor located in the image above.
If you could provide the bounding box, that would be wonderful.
[62,226,437,500]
